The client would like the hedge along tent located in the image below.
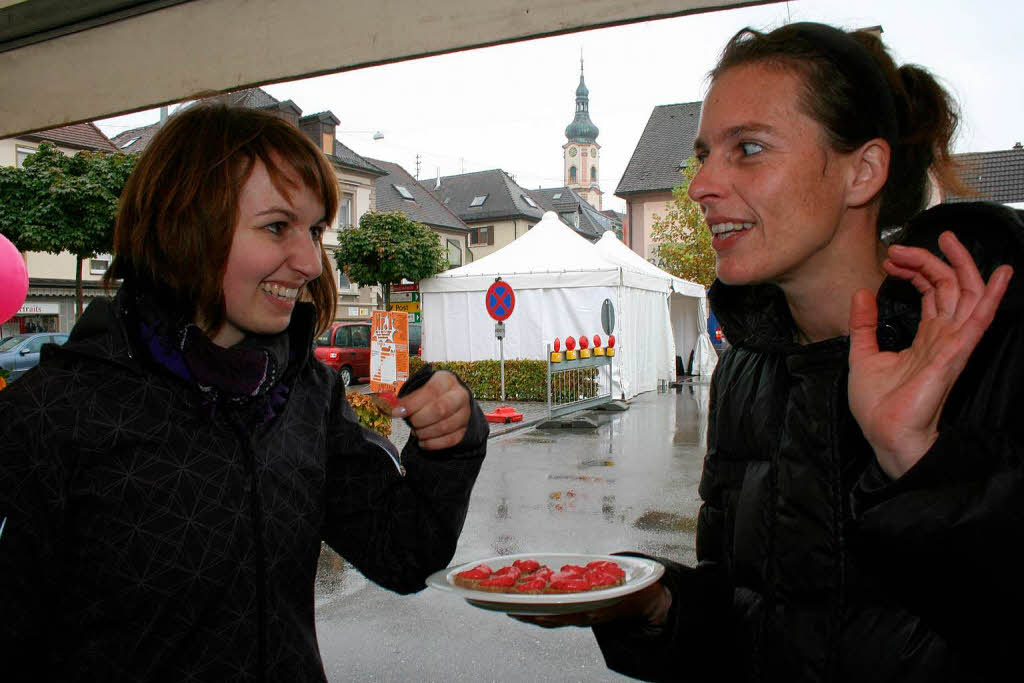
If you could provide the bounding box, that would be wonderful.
[419,211,684,399]
[595,231,718,378]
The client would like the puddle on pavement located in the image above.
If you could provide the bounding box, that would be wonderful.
[548,474,613,482]
[514,434,556,444]
[633,510,698,533]
[492,533,521,556]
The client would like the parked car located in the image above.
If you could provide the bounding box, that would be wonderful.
[0,332,70,382]
[314,322,371,386]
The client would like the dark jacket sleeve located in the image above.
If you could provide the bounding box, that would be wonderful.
[849,318,1024,666]
[320,365,488,594]
[0,387,63,667]
[592,557,735,682]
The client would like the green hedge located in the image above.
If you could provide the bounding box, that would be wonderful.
[410,357,599,403]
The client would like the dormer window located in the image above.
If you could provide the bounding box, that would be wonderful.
[522,194,539,209]
[470,195,488,207]
[552,193,562,199]
[393,184,415,200]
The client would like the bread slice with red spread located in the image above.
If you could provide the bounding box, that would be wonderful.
[453,558,626,594]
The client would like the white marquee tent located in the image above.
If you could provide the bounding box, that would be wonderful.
[419,211,712,399]
[594,232,718,379]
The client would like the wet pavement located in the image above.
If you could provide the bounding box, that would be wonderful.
[315,381,711,681]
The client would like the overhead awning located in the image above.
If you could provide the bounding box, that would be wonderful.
[0,0,780,139]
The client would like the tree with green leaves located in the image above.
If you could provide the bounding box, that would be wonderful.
[0,142,137,317]
[649,156,716,288]
[333,210,448,307]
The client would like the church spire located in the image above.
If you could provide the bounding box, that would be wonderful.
[565,55,598,143]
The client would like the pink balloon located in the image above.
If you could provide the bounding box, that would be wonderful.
[0,232,28,324]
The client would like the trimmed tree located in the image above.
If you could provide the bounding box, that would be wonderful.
[333,210,448,308]
[0,142,137,317]
[649,157,716,288]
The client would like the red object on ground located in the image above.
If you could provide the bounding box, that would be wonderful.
[593,334,601,348]
[565,336,577,350]
[553,337,561,352]
[607,335,616,348]
[485,405,524,423]
[579,335,589,349]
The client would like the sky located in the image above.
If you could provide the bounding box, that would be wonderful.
[97,0,1023,214]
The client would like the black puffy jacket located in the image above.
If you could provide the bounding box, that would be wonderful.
[594,202,1024,682]
[0,291,488,681]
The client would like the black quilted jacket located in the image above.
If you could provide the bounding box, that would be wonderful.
[0,292,488,681]
[594,202,1024,682]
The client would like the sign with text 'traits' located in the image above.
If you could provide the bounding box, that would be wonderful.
[485,279,515,321]
[370,310,409,394]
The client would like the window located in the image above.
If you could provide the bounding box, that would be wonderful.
[350,325,370,349]
[338,193,354,229]
[316,330,331,346]
[469,195,488,207]
[521,194,539,209]
[26,336,48,353]
[552,192,562,199]
[591,166,597,182]
[569,166,577,183]
[15,146,35,168]
[334,326,352,347]
[393,184,415,200]
[446,238,463,268]
[560,212,579,227]
[120,136,141,150]
[338,267,357,292]
[469,226,493,246]
[89,258,109,275]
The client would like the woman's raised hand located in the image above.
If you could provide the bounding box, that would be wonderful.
[848,231,1013,479]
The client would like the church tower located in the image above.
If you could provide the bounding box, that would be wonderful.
[563,57,602,210]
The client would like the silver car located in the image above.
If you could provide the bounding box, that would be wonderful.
[0,332,69,382]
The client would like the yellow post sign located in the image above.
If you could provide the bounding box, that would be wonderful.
[388,302,420,314]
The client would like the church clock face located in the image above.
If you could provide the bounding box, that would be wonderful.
[569,147,577,157]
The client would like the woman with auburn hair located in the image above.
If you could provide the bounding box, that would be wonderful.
[522,22,1024,681]
[0,103,488,681]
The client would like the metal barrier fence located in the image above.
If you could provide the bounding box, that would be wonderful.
[546,343,613,418]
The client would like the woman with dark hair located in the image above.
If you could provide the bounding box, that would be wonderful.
[0,103,488,681]
[522,22,1023,681]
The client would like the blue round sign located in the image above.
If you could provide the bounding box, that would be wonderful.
[485,280,515,321]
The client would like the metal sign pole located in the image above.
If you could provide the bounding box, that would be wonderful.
[500,336,506,402]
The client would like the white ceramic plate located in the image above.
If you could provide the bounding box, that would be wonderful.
[426,552,664,615]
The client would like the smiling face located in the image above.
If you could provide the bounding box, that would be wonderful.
[212,156,327,347]
[689,62,855,289]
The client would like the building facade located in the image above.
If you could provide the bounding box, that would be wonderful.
[615,101,702,261]
[425,169,544,261]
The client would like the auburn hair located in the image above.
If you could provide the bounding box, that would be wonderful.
[106,101,339,336]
